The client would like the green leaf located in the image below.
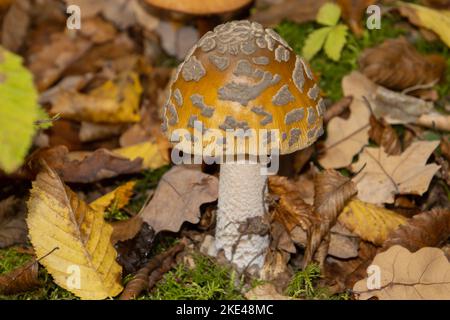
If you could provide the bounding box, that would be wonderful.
[316,3,341,26]
[302,26,332,61]
[324,24,348,61]
[0,46,41,173]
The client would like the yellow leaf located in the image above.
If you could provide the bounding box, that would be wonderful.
[399,2,450,48]
[90,181,136,213]
[114,141,169,170]
[338,199,407,245]
[27,164,123,300]
[50,71,142,123]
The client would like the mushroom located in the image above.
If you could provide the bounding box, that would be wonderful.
[144,0,253,15]
[162,20,324,274]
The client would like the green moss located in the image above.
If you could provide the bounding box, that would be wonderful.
[286,264,349,300]
[276,14,406,101]
[142,254,245,300]
[0,247,77,300]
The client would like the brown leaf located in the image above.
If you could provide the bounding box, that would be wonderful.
[111,215,143,245]
[440,136,450,162]
[421,0,450,9]
[0,196,28,249]
[369,115,402,155]
[21,145,142,183]
[245,283,291,300]
[269,176,313,232]
[250,0,327,26]
[140,166,219,233]
[359,37,446,91]
[383,209,450,252]
[337,0,377,36]
[28,32,92,91]
[354,245,450,299]
[0,261,41,295]
[1,0,30,52]
[323,96,352,124]
[351,141,440,204]
[303,170,357,267]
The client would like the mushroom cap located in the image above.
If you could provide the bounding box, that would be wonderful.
[162,20,324,156]
[145,0,252,15]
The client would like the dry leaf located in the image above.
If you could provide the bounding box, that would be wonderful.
[90,181,136,213]
[27,164,123,299]
[359,37,446,91]
[323,96,352,123]
[0,261,41,295]
[28,32,92,91]
[245,283,291,300]
[338,199,407,245]
[368,115,402,156]
[351,141,440,204]
[250,0,328,26]
[318,72,372,169]
[1,0,30,52]
[0,196,28,248]
[383,209,450,252]
[140,166,219,233]
[21,145,143,183]
[50,71,142,123]
[114,141,170,170]
[303,170,357,267]
[353,245,450,300]
[79,122,125,143]
[337,0,377,36]
[110,215,143,245]
[398,2,450,48]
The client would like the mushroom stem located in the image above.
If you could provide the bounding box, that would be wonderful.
[215,162,269,274]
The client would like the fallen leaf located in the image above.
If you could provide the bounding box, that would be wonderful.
[90,181,136,213]
[318,72,372,169]
[27,164,123,299]
[383,209,450,252]
[359,37,446,91]
[351,140,440,204]
[78,17,117,44]
[398,2,450,48]
[260,249,292,290]
[110,216,143,245]
[304,170,357,267]
[337,0,377,35]
[250,0,328,26]
[79,122,125,143]
[0,196,28,249]
[0,261,41,295]
[28,32,92,91]
[114,141,170,170]
[140,166,219,233]
[22,145,143,183]
[0,46,43,173]
[338,199,407,246]
[50,71,142,123]
[1,0,30,52]
[245,283,291,300]
[368,115,402,156]
[323,96,352,123]
[353,245,450,300]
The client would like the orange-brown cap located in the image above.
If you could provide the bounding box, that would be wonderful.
[162,20,324,156]
[145,0,253,15]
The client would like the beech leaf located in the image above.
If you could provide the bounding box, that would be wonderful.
[27,164,123,300]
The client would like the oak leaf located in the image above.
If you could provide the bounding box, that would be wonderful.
[353,245,450,300]
[140,166,219,233]
[383,209,450,252]
[351,141,440,204]
[27,164,123,299]
[338,199,407,246]
[318,72,372,168]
